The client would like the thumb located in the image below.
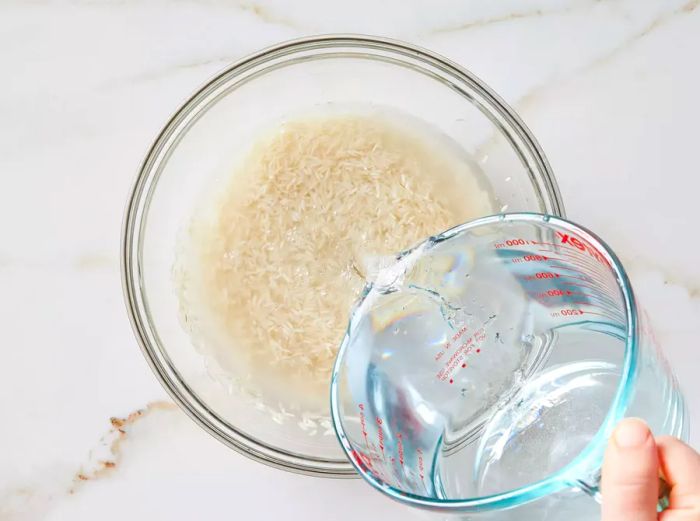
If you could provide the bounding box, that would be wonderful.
[602,418,659,521]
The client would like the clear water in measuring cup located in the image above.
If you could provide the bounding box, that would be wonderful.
[332,216,631,500]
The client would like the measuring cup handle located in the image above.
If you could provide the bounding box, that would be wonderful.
[576,477,672,512]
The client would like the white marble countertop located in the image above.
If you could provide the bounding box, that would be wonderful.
[2,1,699,519]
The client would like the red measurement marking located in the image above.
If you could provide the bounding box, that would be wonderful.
[359,404,369,446]
[452,326,468,341]
[352,450,376,473]
[540,237,610,273]
[579,310,614,319]
[397,433,405,466]
[417,448,425,480]
[560,308,584,316]
[351,450,364,468]
[556,231,611,268]
[440,326,468,357]
[515,254,550,263]
[536,271,560,280]
[495,238,539,249]
[530,290,576,300]
[539,248,609,275]
[436,325,489,383]
[560,280,616,298]
[376,417,385,455]
[561,280,619,301]
[536,239,610,273]
[437,337,474,380]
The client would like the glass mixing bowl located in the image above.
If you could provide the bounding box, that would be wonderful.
[121,35,565,477]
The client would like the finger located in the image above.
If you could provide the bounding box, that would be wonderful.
[659,512,700,521]
[602,418,659,521]
[657,436,700,515]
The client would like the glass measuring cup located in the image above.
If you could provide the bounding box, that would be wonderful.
[330,213,688,519]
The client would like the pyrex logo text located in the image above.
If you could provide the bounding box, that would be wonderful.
[556,231,611,268]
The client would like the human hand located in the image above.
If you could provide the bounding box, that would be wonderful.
[602,418,700,520]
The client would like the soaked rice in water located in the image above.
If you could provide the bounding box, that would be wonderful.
[180,113,493,410]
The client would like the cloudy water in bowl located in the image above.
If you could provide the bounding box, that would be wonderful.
[174,104,497,425]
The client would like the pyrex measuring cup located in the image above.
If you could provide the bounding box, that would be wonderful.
[331,213,687,519]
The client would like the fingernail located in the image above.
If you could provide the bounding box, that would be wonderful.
[614,418,651,448]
